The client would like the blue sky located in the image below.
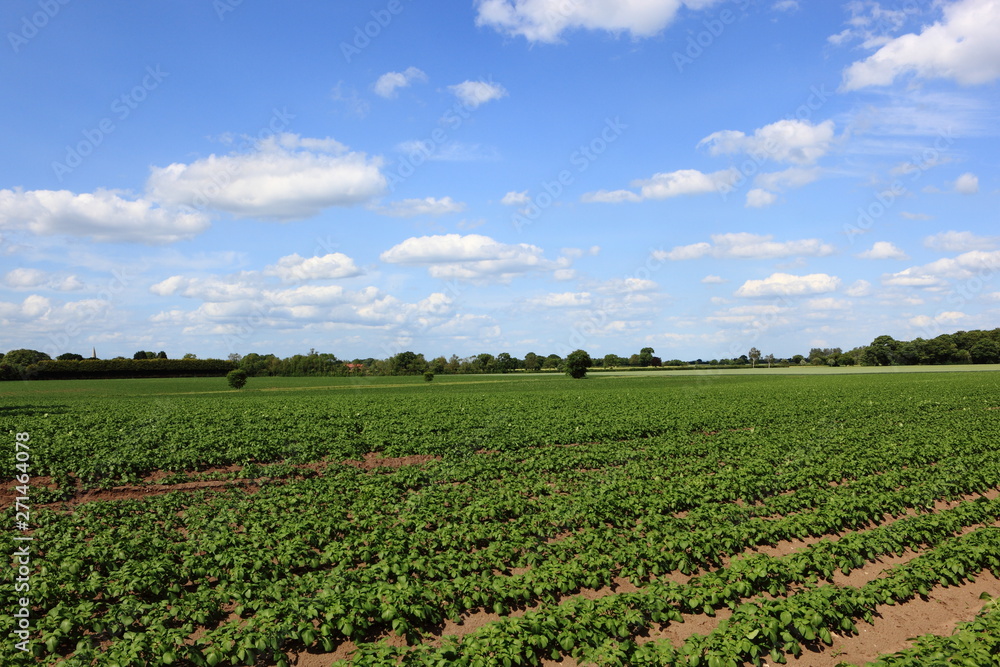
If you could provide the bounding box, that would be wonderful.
[1,0,999,362]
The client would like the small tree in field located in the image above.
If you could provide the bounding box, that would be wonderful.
[565,349,592,379]
[227,369,249,389]
[424,371,434,382]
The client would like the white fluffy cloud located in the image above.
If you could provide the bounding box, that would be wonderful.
[448,80,508,108]
[655,233,835,261]
[583,168,739,203]
[5,268,47,288]
[954,172,980,194]
[474,0,725,43]
[4,268,85,291]
[380,233,567,282]
[841,0,1000,90]
[263,253,362,282]
[745,189,777,208]
[883,250,1000,287]
[857,241,908,260]
[735,272,841,297]
[0,188,210,244]
[501,190,530,205]
[753,167,822,192]
[698,119,836,165]
[701,275,726,284]
[909,311,967,328]
[924,230,997,252]
[846,279,873,297]
[146,133,385,221]
[529,292,592,307]
[373,67,427,98]
[375,196,466,218]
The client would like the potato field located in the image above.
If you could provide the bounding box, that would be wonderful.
[3,370,1000,666]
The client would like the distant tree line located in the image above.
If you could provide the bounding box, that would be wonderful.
[2,328,998,381]
[0,349,234,381]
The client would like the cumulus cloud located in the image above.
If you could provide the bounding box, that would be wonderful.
[735,272,841,297]
[706,304,790,325]
[841,0,1000,90]
[857,241,909,260]
[654,233,835,261]
[529,292,592,307]
[745,189,777,208]
[846,279,872,297]
[953,172,979,194]
[909,311,966,328]
[4,268,85,291]
[701,275,727,284]
[583,168,739,203]
[883,250,1000,287]
[753,167,822,192]
[373,67,427,98]
[501,190,530,205]
[379,233,568,282]
[805,297,850,311]
[474,0,726,43]
[448,80,508,108]
[4,268,47,288]
[924,230,998,252]
[146,133,385,221]
[0,188,210,244]
[263,253,362,282]
[698,119,836,165]
[375,196,466,217]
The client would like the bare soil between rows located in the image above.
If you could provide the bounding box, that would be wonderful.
[4,452,441,509]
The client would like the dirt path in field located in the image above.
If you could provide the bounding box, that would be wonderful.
[7,452,441,509]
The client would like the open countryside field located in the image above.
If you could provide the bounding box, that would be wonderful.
[4,370,1000,666]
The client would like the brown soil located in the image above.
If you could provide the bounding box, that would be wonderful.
[788,570,1000,666]
[3,453,442,510]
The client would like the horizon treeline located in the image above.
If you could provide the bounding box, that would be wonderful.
[2,328,999,381]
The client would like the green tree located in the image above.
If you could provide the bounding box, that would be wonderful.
[389,351,427,375]
[542,354,561,370]
[970,339,1000,364]
[864,335,899,366]
[226,369,249,389]
[429,356,448,374]
[565,349,592,379]
[638,347,654,367]
[4,349,51,366]
[748,347,761,368]
[423,371,434,382]
[495,352,516,373]
[523,352,540,372]
[603,353,624,368]
[56,353,84,361]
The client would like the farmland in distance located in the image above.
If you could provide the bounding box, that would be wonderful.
[3,370,1000,666]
